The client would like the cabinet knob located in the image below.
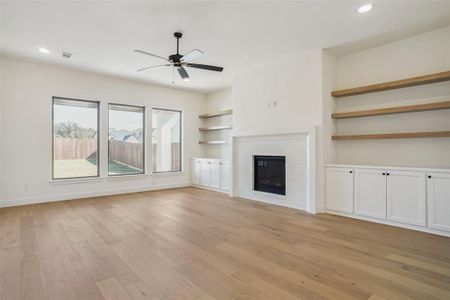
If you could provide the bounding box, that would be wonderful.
[428,175,432,179]
[349,171,352,174]
[387,173,390,176]
[382,173,386,175]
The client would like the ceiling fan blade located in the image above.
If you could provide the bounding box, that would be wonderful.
[181,49,204,62]
[134,50,168,62]
[186,63,223,72]
[137,64,171,72]
[177,66,190,81]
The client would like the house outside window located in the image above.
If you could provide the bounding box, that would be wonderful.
[152,108,182,173]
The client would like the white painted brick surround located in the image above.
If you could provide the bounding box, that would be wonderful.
[234,133,309,210]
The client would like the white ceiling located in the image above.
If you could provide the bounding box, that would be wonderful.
[1,1,450,93]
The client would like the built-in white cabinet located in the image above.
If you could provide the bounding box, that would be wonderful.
[210,161,221,189]
[191,159,200,185]
[325,167,353,213]
[219,161,230,191]
[355,169,387,219]
[387,170,426,226]
[191,158,230,193]
[353,169,426,225]
[199,160,211,186]
[427,173,450,231]
[325,165,450,236]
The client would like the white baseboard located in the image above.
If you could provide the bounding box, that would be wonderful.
[191,184,230,195]
[325,209,450,238]
[0,182,190,208]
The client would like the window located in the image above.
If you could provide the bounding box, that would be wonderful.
[108,104,145,176]
[52,97,99,179]
[152,108,182,172]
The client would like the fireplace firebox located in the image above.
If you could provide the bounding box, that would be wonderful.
[253,155,286,195]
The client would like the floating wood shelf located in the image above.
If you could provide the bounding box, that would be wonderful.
[332,131,450,141]
[199,126,232,131]
[331,71,450,98]
[199,140,228,145]
[199,109,232,118]
[332,101,450,119]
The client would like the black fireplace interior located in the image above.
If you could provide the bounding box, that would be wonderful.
[253,155,286,195]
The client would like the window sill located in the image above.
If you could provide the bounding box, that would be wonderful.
[50,173,149,184]
[49,177,102,185]
[49,172,183,183]
[151,171,185,178]
[105,174,149,181]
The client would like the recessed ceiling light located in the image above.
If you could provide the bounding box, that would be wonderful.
[37,47,50,54]
[357,3,373,13]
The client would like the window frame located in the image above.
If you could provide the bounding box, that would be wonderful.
[151,107,183,174]
[52,96,101,180]
[107,103,146,177]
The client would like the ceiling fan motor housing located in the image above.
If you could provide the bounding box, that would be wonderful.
[169,54,183,65]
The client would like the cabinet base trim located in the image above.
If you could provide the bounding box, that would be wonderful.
[325,210,450,237]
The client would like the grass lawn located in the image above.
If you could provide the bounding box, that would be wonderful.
[108,159,142,175]
[54,159,142,178]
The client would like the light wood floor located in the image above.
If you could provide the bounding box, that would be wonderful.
[1,187,450,300]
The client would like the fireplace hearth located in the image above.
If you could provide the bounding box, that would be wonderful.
[253,155,286,195]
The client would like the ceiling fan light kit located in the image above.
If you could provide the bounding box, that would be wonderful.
[135,32,223,83]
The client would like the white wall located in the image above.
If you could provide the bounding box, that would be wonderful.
[203,87,232,159]
[205,87,232,112]
[232,50,323,135]
[0,60,3,200]
[334,26,450,168]
[317,50,337,211]
[0,57,206,206]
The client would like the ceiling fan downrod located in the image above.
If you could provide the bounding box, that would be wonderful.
[174,32,182,55]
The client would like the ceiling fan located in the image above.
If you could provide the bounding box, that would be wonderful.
[134,32,223,82]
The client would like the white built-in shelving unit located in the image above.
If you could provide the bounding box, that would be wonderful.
[198,109,232,145]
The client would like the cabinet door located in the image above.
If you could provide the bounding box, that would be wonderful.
[427,173,450,231]
[325,167,353,213]
[190,160,200,185]
[355,169,386,219]
[210,161,221,189]
[199,161,211,187]
[387,170,426,226]
[220,162,230,191]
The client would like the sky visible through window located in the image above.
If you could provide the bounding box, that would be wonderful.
[109,110,143,131]
[54,105,97,128]
[54,105,143,131]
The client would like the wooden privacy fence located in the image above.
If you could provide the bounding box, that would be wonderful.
[54,137,180,171]
[109,140,143,170]
[54,137,97,160]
